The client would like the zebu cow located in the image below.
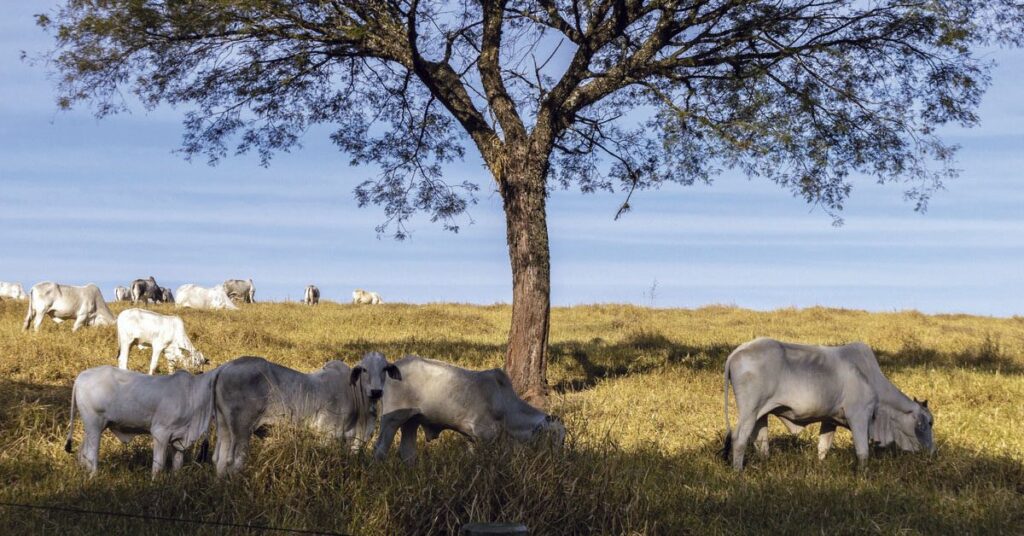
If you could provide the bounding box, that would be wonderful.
[0,281,28,300]
[175,284,238,310]
[723,337,935,471]
[23,282,115,332]
[352,289,382,305]
[117,308,208,375]
[65,366,218,476]
[304,285,320,306]
[114,286,132,302]
[131,276,161,303]
[159,286,174,303]
[373,356,566,464]
[211,352,395,475]
[222,279,255,303]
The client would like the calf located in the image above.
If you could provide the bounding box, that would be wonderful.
[65,366,218,476]
[23,282,115,332]
[373,355,565,464]
[117,308,207,374]
[212,352,397,475]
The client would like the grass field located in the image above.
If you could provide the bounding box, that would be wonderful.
[1,300,1022,534]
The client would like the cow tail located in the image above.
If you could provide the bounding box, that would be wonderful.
[721,360,733,463]
[65,380,77,453]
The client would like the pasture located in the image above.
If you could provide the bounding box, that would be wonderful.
[0,300,1022,534]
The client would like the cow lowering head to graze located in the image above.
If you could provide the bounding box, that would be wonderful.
[304,285,320,306]
[722,337,935,472]
[211,352,394,476]
[23,282,115,332]
[130,276,159,303]
[0,281,29,301]
[175,284,238,310]
[352,289,382,305]
[159,286,174,303]
[373,355,566,465]
[117,308,208,375]
[222,279,255,304]
[114,286,132,302]
[64,365,218,477]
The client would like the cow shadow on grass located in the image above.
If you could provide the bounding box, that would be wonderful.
[8,426,1024,535]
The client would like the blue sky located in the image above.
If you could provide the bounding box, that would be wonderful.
[1,5,1022,315]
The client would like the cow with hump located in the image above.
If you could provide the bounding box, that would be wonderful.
[373,355,566,465]
[65,366,218,477]
[211,352,396,476]
[723,337,935,471]
[0,281,28,301]
[23,282,115,332]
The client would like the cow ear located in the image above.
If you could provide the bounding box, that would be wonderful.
[349,366,364,385]
[385,364,402,381]
[922,399,929,408]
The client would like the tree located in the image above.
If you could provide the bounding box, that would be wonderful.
[39,0,1023,406]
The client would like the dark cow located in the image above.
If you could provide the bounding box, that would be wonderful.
[131,277,161,303]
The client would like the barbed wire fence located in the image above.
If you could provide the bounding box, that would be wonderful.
[0,501,348,535]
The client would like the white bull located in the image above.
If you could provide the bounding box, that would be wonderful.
[117,308,208,375]
[175,284,238,310]
[23,282,115,332]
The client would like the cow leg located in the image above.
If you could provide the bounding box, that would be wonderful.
[398,421,419,466]
[148,345,163,375]
[78,415,103,475]
[171,449,185,471]
[214,415,233,477]
[818,421,838,461]
[374,410,416,460]
[753,416,770,458]
[33,309,46,332]
[730,409,759,472]
[152,434,171,477]
[22,305,35,331]
[72,313,86,332]
[849,410,872,472]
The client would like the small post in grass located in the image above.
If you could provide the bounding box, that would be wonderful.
[460,522,529,535]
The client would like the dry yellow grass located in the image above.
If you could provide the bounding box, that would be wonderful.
[1,300,1022,534]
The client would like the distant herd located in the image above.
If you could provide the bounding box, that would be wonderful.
[0,278,934,478]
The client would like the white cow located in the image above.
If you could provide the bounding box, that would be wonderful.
[117,308,208,375]
[0,281,28,300]
[175,284,238,310]
[65,366,218,476]
[114,286,132,302]
[23,282,115,332]
[352,289,383,305]
[304,285,320,306]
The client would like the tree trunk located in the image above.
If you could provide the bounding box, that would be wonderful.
[499,150,551,409]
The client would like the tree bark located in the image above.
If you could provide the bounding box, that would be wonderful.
[499,147,552,409]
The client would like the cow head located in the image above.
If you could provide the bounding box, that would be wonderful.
[532,414,566,448]
[160,288,174,303]
[349,351,401,401]
[15,285,27,300]
[183,348,209,370]
[908,398,935,454]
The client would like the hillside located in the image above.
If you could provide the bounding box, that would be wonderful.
[1,301,1022,534]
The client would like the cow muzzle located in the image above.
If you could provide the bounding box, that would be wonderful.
[369,389,383,400]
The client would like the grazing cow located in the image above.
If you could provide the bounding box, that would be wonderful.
[373,356,566,464]
[65,365,218,476]
[0,281,28,301]
[723,337,935,471]
[131,277,161,303]
[352,289,382,305]
[117,308,208,375]
[211,352,397,475]
[114,286,132,302]
[304,285,320,306]
[222,279,255,303]
[23,282,115,332]
[175,284,238,310]
[159,286,174,303]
